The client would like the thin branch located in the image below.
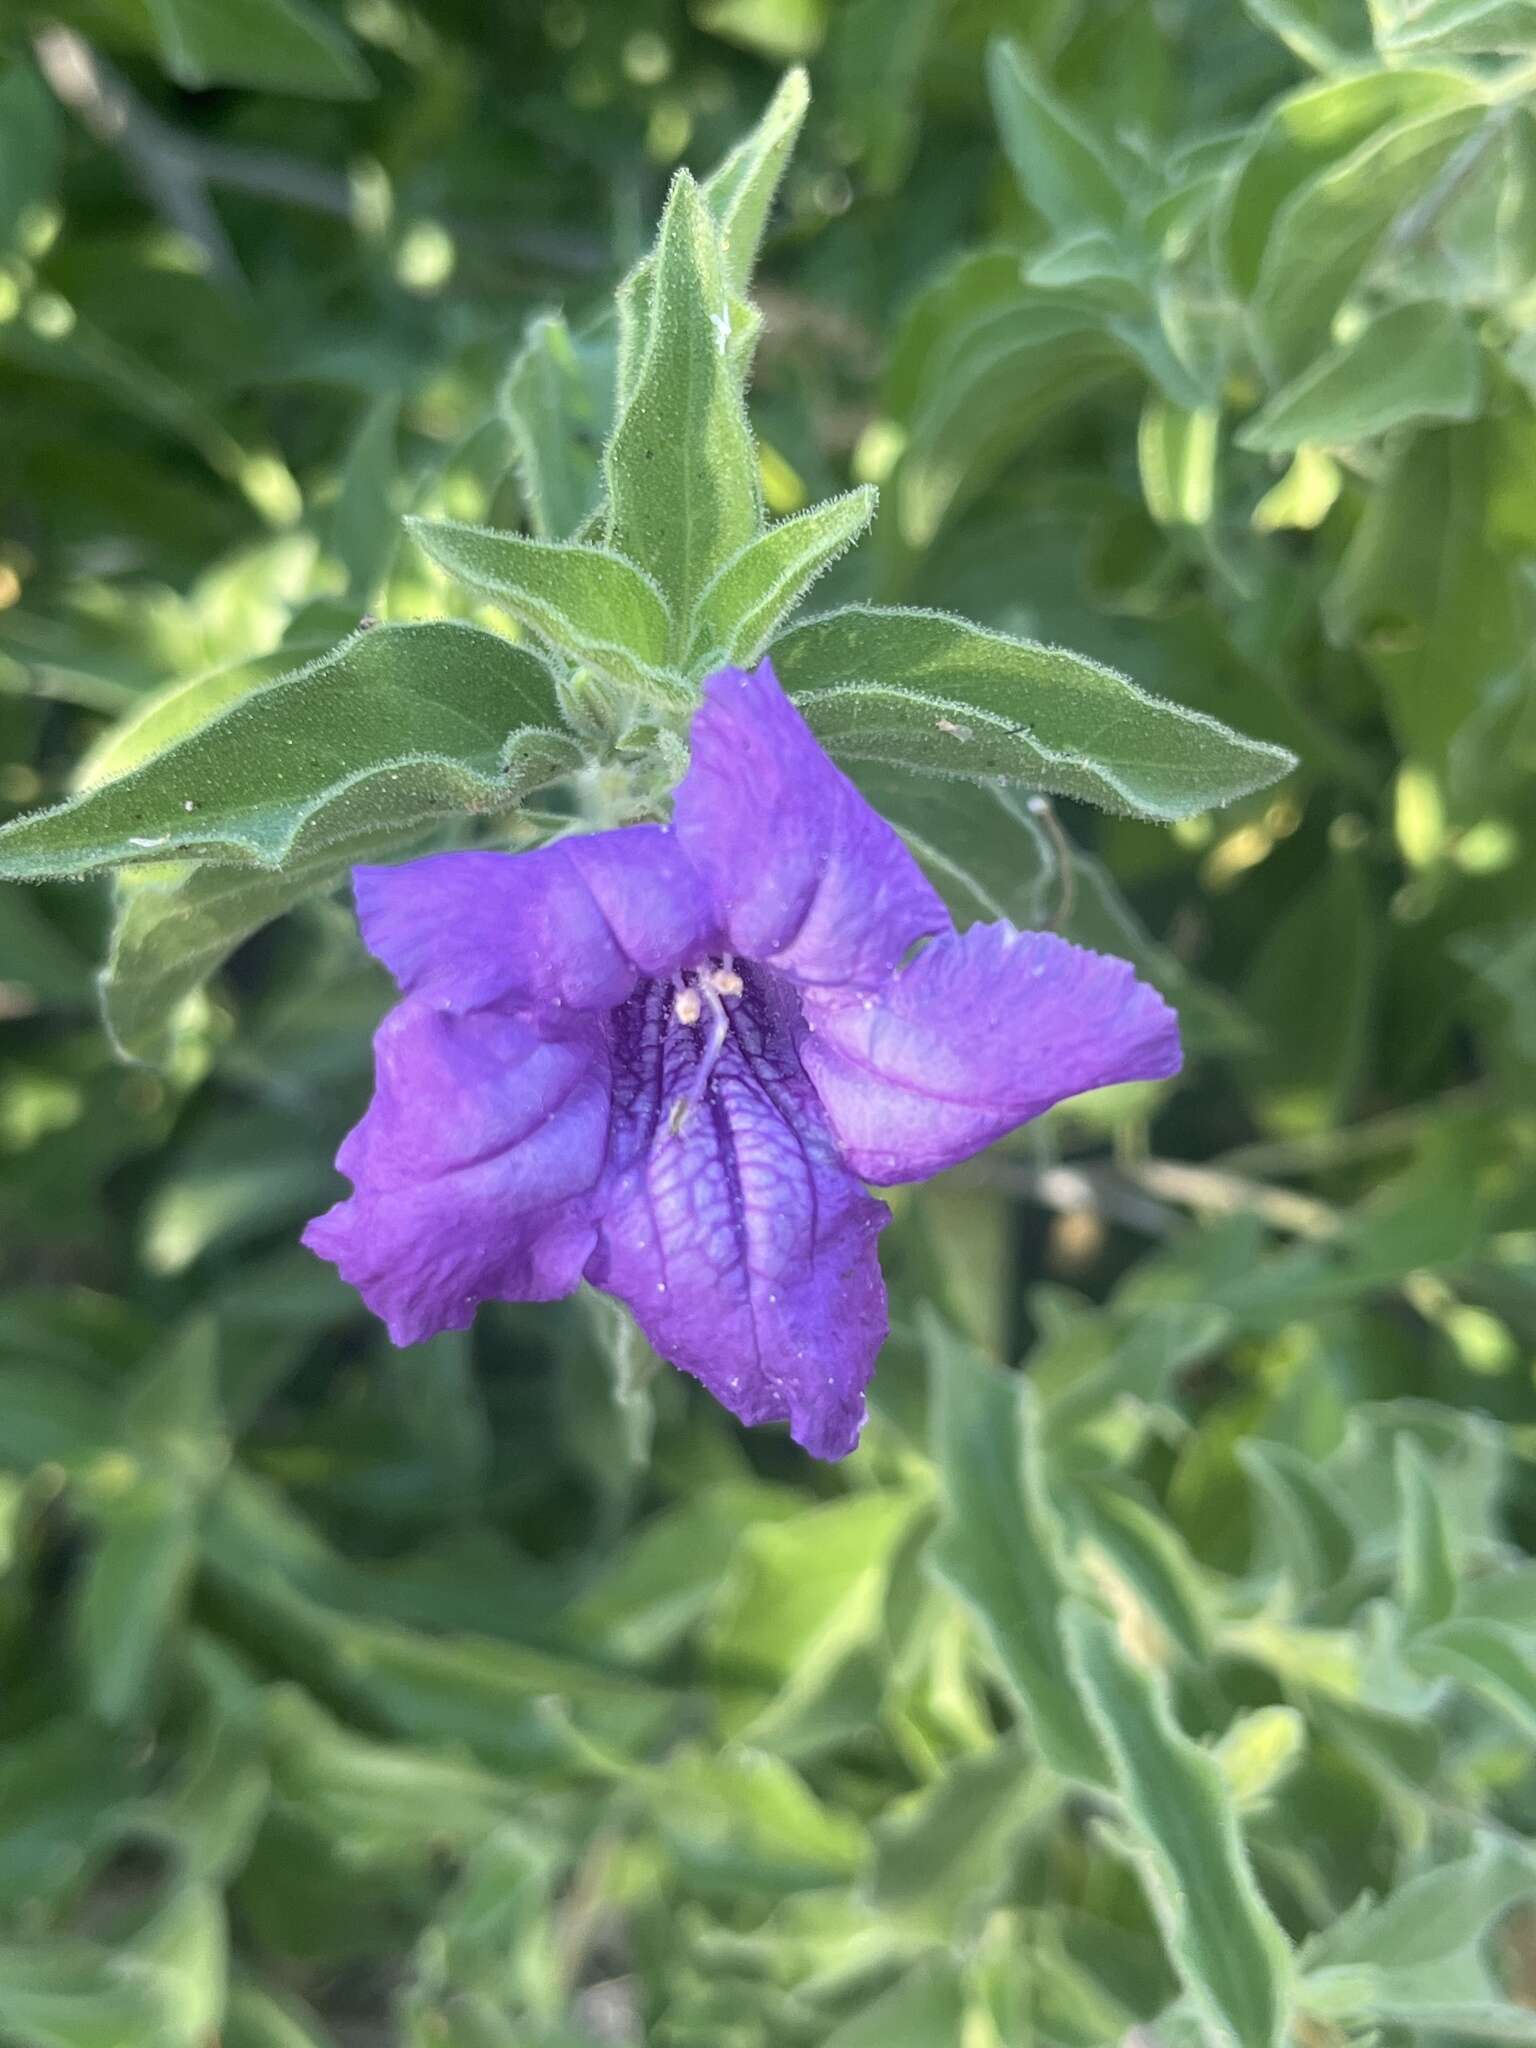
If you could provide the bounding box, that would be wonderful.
[33,26,608,287]
[973,1160,1181,1238]
[182,138,353,217]
[1122,1157,1342,1240]
[32,24,245,289]
[975,1155,1343,1242]
[1214,1084,1490,1181]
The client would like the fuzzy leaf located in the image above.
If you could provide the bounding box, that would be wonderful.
[499,312,613,541]
[1064,1602,1294,2048]
[926,1315,1106,1784]
[145,0,373,97]
[75,1479,198,1726]
[685,487,875,671]
[1239,301,1482,450]
[1139,399,1219,526]
[774,604,1296,819]
[1408,1617,1536,1738]
[1395,1435,1459,1632]
[1239,1439,1358,1597]
[0,623,578,882]
[701,65,810,296]
[605,173,761,632]
[1301,1836,1536,2036]
[1249,100,1487,377]
[885,249,1201,545]
[987,38,1129,240]
[407,521,678,696]
[1375,0,1536,55]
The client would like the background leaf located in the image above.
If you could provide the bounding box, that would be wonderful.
[1064,1603,1294,2048]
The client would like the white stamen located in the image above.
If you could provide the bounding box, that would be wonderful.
[667,979,731,1139]
[673,985,702,1026]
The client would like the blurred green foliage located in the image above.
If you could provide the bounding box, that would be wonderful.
[3,1,1536,2044]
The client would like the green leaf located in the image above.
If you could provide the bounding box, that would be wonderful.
[926,1315,1105,1783]
[646,1748,866,1894]
[1307,1835,1536,1974]
[1375,0,1536,55]
[0,623,578,882]
[885,249,1200,545]
[1408,1616,1536,1738]
[75,1478,198,1726]
[1063,1603,1294,2048]
[612,69,805,419]
[706,1490,918,1756]
[75,647,305,795]
[1242,847,1374,1135]
[1249,99,1488,378]
[499,313,613,541]
[1036,1302,1233,1442]
[1139,398,1219,526]
[684,487,875,672]
[774,604,1296,819]
[407,521,677,697]
[1070,1481,1214,1663]
[868,1737,1045,1936]
[1324,421,1526,766]
[825,0,942,194]
[1238,0,1374,69]
[1238,1439,1358,1599]
[571,1481,797,1664]
[263,1687,526,1868]
[701,66,810,297]
[1251,444,1344,531]
[99,853,353,1067]
[610,69,806,444]
[0,1885,227,2048]
[145,0,374,98]
[0,61,62,255]
[0,1722,139,1919]
[696,0,827,63]
[1239,302,1482,451]
[125,1315,224,1471]
[1302,1835,1536,2034]
[0,885,91,1010]
[325,396,401,601]
[821,1960,966,2047]
[1395,1436,1458,1632]
[604,173,761,629]
[1214,1706,1308,1812]
[1222,69,1480,301]
[225,1981,339,2048]
[148,1711,269,1887]
[986,38,1129,241]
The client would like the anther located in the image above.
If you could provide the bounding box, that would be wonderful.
[708,966,743,998]
[673,985,702,1025]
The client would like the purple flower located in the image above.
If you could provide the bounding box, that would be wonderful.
[303,660,1179,1459]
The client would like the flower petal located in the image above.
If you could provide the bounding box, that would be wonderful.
[585,966,889,1459]
[801,923,1181,1183]
[353,827,718,1014]
[303,997,611,1344]
[673,659,948,995]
